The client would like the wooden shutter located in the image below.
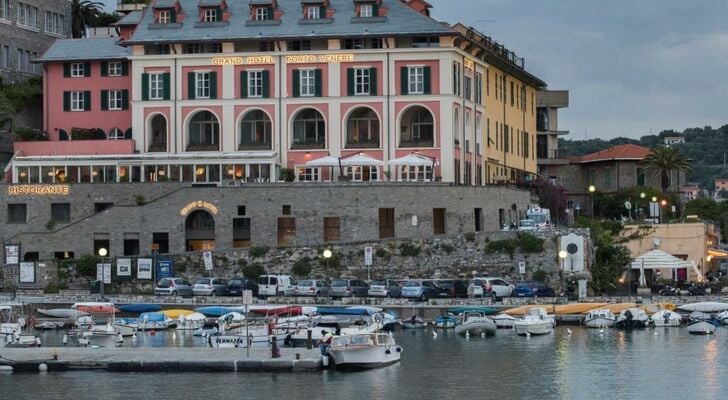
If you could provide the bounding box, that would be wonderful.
[400,67,408,95]
[369,67,377,95]
[433,208,446,235]
[372,4,379,16]
[83,91,91,111]
[188,72,196,100]
[84,62,91,77]
[423,66,432,94]
[63,63,70,77]
[319,5,326,18]
[215,7,222,21]
[209,71,217,99]
[170,9,177,23]
[122,90,129,110]
[141,73,149,101]
[292,69,300,97]
[100,62,108,77]
[63,92,70,111]
[121,61,129,76]
[240,70,248,98]
[314,69,322,97]
[378,208,394,238]
[347,68,354,96]
[323,217,340,242]
[100,90,108,110]
[262,70,270,98]
[163,73,171,100]
[266,7,274,20]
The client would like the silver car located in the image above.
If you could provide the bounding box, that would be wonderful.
[193,277,229,296]
[295,280,329,297]
[154,278,193,297]
[368,279,401,298]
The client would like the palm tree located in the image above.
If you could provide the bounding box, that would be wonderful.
[641,146,692,193]
[71,0,104,38]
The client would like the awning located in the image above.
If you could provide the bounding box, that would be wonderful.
[304,156,341,167]
[629,249,692,270]
[708,248,728,258]
[387,153,435,167]
[339,154,382,167]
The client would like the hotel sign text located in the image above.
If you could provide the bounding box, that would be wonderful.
[8,185,70,196]
[211,56,275,65]
[180,200,219,216]
[286,54,354,64]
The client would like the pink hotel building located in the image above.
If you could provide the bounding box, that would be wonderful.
[8,0,546,185]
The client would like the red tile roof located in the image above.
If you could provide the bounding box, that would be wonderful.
[571,144,651,164]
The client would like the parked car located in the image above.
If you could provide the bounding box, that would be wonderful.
[400,280,439,301]
[512,281,555,297]
[518,219,537,231]
[227,278,259,297]
[368,279,402,298]
[193,277,229,296]
[472,277,514,301]
[467,280,485,297]
[154,278,193,297]
[436,279,469,298]
[295,280,330,297]
[258,275,296,297]
[330,279,369,299]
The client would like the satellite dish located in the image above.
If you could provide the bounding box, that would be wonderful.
[652,238,661,248]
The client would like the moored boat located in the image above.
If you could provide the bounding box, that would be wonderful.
[615,308,648,329]
[716,310,728,325]
[454,311,496,336]
[491,313,516,329]
[677,302,728,313]
[586,303,636,315]
[434,315,457,329]
[401,316,426,329]
[118,304,162,314]
[36,308,89,319]
[584,309,616,328]
[446,306,498,316]
[176,312,207,330]
[514,307,554,336]
[686,311,718,335]
[650,310,682,327]
[553,303,607,315]
[162,309,196,319]
[327,333,402,369]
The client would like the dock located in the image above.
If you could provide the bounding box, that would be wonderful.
[0,347,324,373]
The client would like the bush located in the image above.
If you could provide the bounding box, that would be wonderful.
[44,282,67,294]
[14,126,48,141]
[439,243,456,254]
[399,242,421,257]
[134,195,146,205]
[375,248,388,258]
[485,239,517,256]
[518,234,544,253]
[464,232,476,242]
[45,220,56,231]
[242,263,266,280]
[74,254,102,277]
[291,258,312,277]
[278,167,295,182]
[249,246,269,258]
[532,270,549,283]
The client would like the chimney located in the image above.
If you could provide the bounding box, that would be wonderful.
[403,0,432,17]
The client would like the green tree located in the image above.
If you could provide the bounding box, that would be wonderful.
[71,0,103,38]
[640,146,692,193]
[96,12,121,27]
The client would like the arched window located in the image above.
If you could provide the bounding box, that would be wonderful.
[292,108,325,149]
[452,108,460,147]
[400,106,434,147]
[239,110,272,150]
[187,111,220,151]
[149,114,167,152]
[107,127,124,140]
[346,107,380,148]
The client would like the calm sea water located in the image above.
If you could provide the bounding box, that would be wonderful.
[1,326,726,400]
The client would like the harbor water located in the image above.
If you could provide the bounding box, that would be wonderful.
[1,326,726,399]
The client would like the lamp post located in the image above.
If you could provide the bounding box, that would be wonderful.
[660,199,668,224]
[588,185,596,219]
[559,250,568,292]
[651,196,658,223]
[98,247,108,300]
[639,192,646,220]
[323,249,332,269]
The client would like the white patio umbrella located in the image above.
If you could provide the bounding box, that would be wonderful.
[339,154,382,166]
[304,155,341,167]
[387,153,434,166]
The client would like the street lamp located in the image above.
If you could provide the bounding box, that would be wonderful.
[98,247,108,299]
[588,185,596,219]
[322,249,332,269]
[559,250,568,292]
[660,199,668,224]
[639,192,646,220]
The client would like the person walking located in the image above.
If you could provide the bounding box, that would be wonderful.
[319,330,333,356]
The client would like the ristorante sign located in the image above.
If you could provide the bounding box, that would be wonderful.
[8,185,70,195]
[180,200,219,216]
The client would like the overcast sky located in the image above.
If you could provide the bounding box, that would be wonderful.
[101,0,728,139]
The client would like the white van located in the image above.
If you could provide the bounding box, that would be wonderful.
[257,275,296,297]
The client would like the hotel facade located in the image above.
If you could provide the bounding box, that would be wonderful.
[1,0,552,262]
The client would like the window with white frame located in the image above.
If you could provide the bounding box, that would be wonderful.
[475,72,483,104]
[307,6,320,19]
[149,73,164,100]
[354,68,370,95]
[297,167,320,182]
[464,74,472,101]
[16,3,39,29]
[107,128,124,140]
[400,165,432,181]
[70,91,85,111]
[195,72,211,99]
[299,69,315,97]
[108,61,122,76]
[360,4,373,17]
[346,166,378,182]
[248,70,263,98]
[108,90,122,110]
[408,66,424,94]
[204,8,217,22]
[255,7,268,21]
[158,10,171,23]
[0,0,8,20]
[453,61,461,96]
[45,11,65,35]
[71,63,84,77]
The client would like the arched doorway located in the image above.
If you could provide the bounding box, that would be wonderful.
[149,114,167,152]
[185,210,215,251]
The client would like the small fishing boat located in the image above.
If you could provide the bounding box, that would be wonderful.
[35,321,65,330]
[217,312,246,332]
[401,316,426,329]
[1,304,41,347]
[584,309,616,329]
[193,326,219,337]
[585,303,636,315]
[454,311,496,336]
[434,315,458,329]
[553,303,607,315]
[118,304,162,314]
[686,311,718,335]
[36,308,89,319]
[615,308,648,329]
[677,302,728,313]
[327,333,402,370]
[162,309,196,319]
[514,307,554,336]
[75,305,120,314]
[650,310,682,327]
[446,306,498,316]
[175,312,207,330]
[640,303,676,316]
[716,310,728,325]
[491,313,516,329]
[195,306,239,317]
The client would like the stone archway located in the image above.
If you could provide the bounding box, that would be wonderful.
[185,210,215,251]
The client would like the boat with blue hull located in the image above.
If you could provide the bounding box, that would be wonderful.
[118,304,162,314]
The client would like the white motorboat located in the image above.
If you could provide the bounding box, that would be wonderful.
[584,309,616,328]
[327,333,402,369]
[401,316,426,329]
[217,312,247,332]
[677,302,728,313]
[0,304,41,348]
[211,325,284,348]
[650,310,683,327]
[454,311,496,336]
[491,313,516,329]
[175,312,207,330]
[514,307,554,336]
[686,311,717,335]
[716,310,728,325]
[615,308,649,329]
[36,308,89,319]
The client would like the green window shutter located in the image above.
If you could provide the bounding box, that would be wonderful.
[100,62,108,77]
[314,68,322,97]
[163,73,170,100]
[347,68,354,96]
[63,92,70,111]
[141,73,149,101]
[122,90,129,110]
[215,7,222,21]
[369,67,377,96]
[100,90,108,111]
[262,70,270,98]
[372,4,379,16]
[188,72,196,100]
[292,69,300,97]
[63,63,70,77]
[266,7,273,20]
[240,70,248,98]
[423,66,432,94]
[400,67,408,95]
[84,62,91,77]
[209,71,217,99]
[319,6,326,18]
[84,91,91,111]
[170,9,177,23]
[121,61,129,76]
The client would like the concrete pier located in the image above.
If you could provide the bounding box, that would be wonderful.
[0,347,323,373]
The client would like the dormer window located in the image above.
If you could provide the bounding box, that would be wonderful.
[204,8,219,22]
[255,7,272,20]
[307,5,320,19]
[159,10,172,23]
[360,4,373,17]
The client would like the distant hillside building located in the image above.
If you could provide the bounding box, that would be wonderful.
[536,89,569,181]
[681,185,699,202]
[663,136,685,146]
[715,178,728,196]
